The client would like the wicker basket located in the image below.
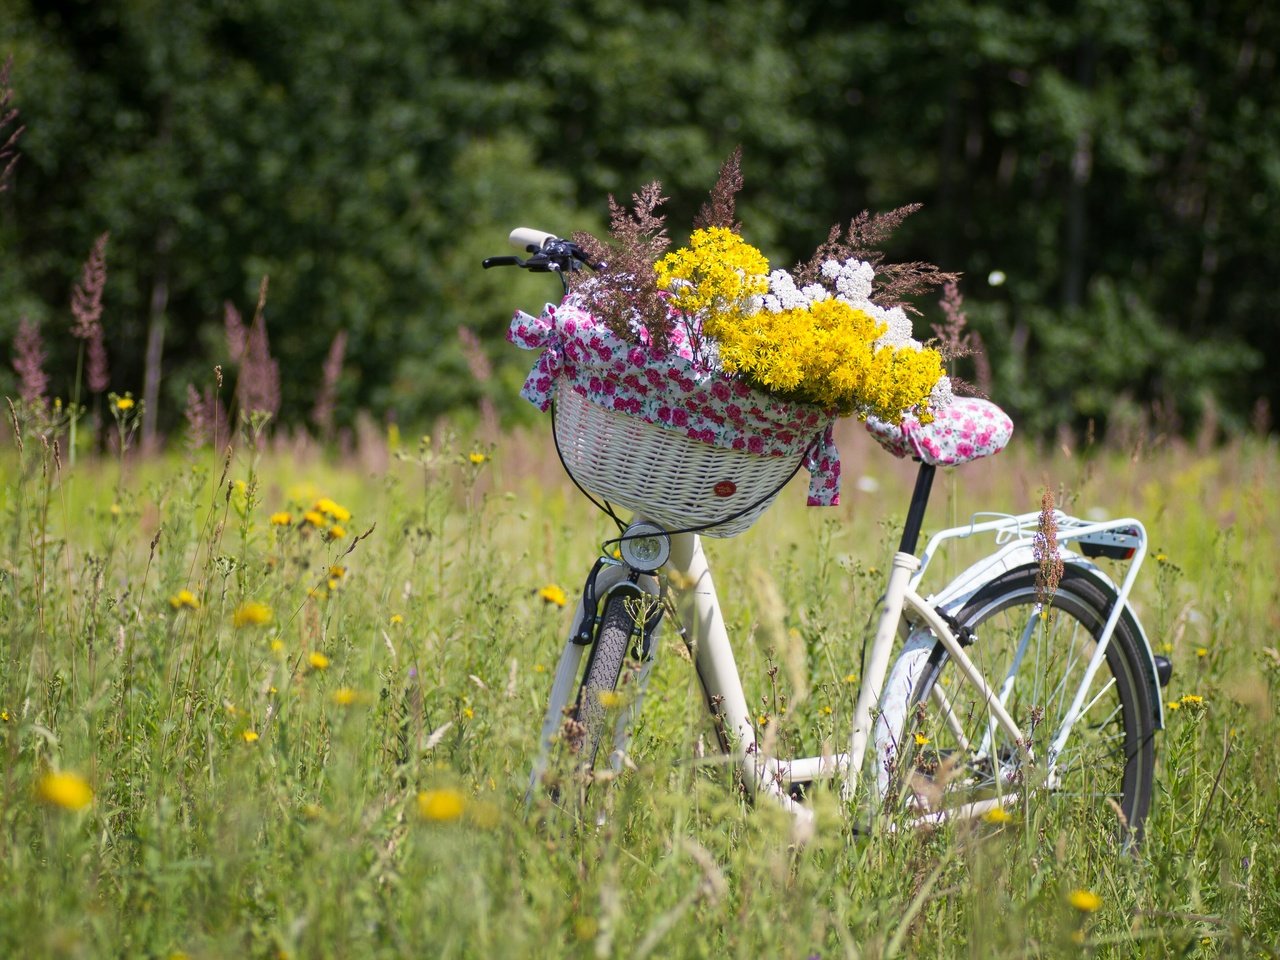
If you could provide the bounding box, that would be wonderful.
[553,383,810,538]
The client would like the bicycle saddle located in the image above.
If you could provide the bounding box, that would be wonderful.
[864,396,1013,466]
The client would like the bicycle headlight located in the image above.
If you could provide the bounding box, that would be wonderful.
[618,521,670,572]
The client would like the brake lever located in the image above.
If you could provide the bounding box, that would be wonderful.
[482,255,524,269]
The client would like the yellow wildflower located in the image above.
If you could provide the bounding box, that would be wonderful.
[232,601,273,628]
[656,227,770,322]
[468,451,487,465]
[1067,889,1102,912]
[1166,700,1181,711]
[114,395,135,411]
[327,525,346,540]
[596,690,623,709]
[332,687,358,706]
[312,498,351,523]
[270,511,292,526]
[241,730,260,743]
[463,706,474,720]
[983,806,1013,824]
[37,771,94,811]
[329,565,346,579]
[1179,694,1205,709]
[533,664,546,673]
[914,732,930,746]
[308,651,330,671]
[844,673,857,684]
[537,584,568,607]
[389,614,404,626]
[820,705,833,715]
[302,510,325,528]
[1195,647,1208,658]
[417,787,466,822]
[169,589,200,610]
[270,638,285,653]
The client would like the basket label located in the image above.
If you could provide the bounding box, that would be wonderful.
[713,480,737,498]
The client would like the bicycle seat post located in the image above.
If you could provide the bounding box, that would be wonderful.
[897,462,936,556]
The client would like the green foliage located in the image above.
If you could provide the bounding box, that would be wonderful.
[1,0,1278,437]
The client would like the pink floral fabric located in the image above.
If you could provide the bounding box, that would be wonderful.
[864,397,1013,466]
[508,300,842,505]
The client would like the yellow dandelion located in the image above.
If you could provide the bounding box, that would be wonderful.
[843,673,857,684]
[232,601,273,628]
[169,589,200,610]
[308,651,330,671]
[332,687,358,706]
[270,511,292,526]
[820,705,833,715]
[1067,889,1102,912]
[0,710,9,722]
[983,806,1014,824]
[241,730,260,743]
[463,706,475,720]
[1195,647,1208,658]
[114,396,135,411]
[37,771,94,811]
[327,524,346,540]
[389,614,404,626]
[417,787,466,822]
[312,497,352,523]
[302,510,325,528]
[914,732,931,746]
[537,584,568,607]
[468,451,487,465]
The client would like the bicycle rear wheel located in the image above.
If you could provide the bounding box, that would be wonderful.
[896,564,1157,841]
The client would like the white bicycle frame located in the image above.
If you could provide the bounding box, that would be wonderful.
[531,509,1159,827]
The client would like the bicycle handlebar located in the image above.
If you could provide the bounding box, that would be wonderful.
[482,227,605,277]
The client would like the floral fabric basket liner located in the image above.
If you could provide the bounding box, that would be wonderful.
[509,298,842,513]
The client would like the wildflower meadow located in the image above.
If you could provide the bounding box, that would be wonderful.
[2,397,1277,958]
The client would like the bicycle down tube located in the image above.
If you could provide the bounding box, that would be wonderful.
[666,533,1027,814]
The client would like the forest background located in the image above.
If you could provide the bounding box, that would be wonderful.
[1,0,1277,445]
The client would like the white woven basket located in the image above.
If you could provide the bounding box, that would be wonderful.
[553,384,809,538]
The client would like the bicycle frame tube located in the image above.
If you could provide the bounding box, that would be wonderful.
[668,533,813,823]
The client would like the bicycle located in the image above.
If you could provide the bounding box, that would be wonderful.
[485,229,1172,842]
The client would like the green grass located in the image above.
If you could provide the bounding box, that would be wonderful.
[2,415,1277,959]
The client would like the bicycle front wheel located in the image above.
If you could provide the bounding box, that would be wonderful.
[898,564,1157,841]
[572,591,642,773]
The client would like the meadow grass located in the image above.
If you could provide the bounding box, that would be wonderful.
[1,414,1277,959]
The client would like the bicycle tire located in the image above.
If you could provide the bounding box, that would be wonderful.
[895,564,1156,842]
[572,591,641,774]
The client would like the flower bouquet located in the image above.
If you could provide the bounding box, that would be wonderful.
[508,150,954,537]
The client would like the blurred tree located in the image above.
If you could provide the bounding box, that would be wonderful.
[0,0,1276,440]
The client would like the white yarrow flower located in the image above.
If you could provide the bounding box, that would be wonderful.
[930,375,954,408]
